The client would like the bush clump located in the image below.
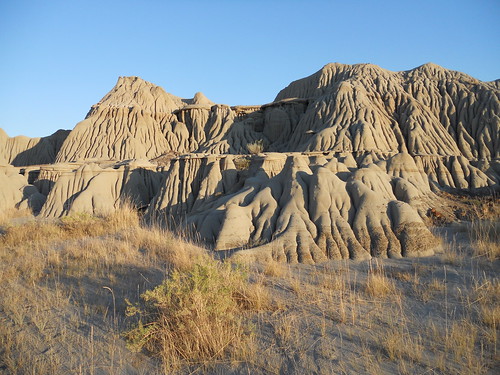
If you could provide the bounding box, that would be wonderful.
[246,139,264,154]
[125,259,257,371]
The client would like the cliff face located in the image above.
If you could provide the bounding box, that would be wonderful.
[147,152,439,263]
[53,63,499,175]
[1,63,499,263]
[0,128,69,166]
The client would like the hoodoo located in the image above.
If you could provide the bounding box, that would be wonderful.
[1,63,498,262]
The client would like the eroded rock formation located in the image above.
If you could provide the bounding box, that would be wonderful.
[0,166,46,213]
[39,160,164,218]
[147,152,439,262]
[1,63,498,262]
[0,128,69,166]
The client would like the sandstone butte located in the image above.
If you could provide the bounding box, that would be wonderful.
[1,62,498,263]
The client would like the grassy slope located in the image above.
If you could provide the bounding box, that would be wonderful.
[0,204,498,375]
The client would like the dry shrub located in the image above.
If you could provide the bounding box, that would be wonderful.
[234,156,251,171]
[246,139,264,154]
[125,259,262,372]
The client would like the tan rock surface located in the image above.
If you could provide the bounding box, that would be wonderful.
[0,166,45,213]
[274,63,499,160]
[148,152,440,262]
[0,128,69,166]
[39,161,164,218]
[1,63,498,262]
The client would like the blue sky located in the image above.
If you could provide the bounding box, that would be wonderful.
[1,0,498,138]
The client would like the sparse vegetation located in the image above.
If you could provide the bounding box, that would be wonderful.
[0,206,498,374]
[234,156,251,171]
[364,268,397,298]
[124,260,262,372]
[246,139,264,154]
[468,219,500,260]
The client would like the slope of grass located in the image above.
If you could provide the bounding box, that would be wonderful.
[0,204,498,374]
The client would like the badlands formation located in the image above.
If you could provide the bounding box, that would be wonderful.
[1,63,499,263]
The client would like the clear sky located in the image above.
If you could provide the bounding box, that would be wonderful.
[1,0,498,138]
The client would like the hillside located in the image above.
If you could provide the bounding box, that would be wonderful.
[0,63,498,261]
[0,62,499,375]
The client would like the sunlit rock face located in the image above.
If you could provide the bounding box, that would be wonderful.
[2,63,498,262]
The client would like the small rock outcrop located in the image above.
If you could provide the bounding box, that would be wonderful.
[0,166,45,213]
[39,160,164,218]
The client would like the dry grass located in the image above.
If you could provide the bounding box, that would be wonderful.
[446,321,478,362]
[480,305,500,328]
[473,278,500,331]
[0,204,207,374]
[262,259,286,278]
[468,219,500,260]
[0,205,273,374]
[380,327,423,362]
[363,264,397,298]
[0,205,499,374]
[364,273,396,297]
[414,277,446,302]
[0,207,32,227]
